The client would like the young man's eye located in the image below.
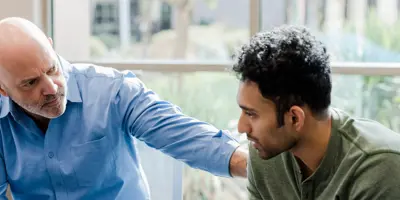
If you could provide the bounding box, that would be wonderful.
[245,112,255,118]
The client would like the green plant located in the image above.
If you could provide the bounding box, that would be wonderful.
[344,8,400,132]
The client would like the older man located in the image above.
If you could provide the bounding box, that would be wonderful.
[0,17,247,200]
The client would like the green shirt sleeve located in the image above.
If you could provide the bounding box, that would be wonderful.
[349,152,400,200]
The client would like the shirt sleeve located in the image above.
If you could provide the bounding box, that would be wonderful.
[349,152,400,200]
[114,71,240,177]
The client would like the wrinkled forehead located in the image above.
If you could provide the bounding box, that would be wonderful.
[0,43,56,85]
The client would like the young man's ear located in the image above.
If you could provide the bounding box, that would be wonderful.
[287,106,305,132]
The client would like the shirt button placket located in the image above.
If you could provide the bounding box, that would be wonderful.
[45,150,65,199]
[48,152,54,158]
[302,181,313,200]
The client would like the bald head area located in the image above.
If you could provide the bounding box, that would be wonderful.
[0,17,67,122]
[0,17,56,85]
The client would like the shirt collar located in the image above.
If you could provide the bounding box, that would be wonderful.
[59,55,82,103]
[0,97,11,118]
[0,55,82,118]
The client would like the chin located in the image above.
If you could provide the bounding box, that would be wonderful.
[255,149,268,160]
[258,150,282,160]
[43,104,66,119]
[258,154,269,160]
[43,111,64,119]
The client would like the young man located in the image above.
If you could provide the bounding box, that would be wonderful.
[232,25,400,199]
[0,17,247,199]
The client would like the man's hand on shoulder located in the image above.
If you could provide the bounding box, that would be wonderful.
[229,147,248,178]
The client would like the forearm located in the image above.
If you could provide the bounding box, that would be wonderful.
[118,75,244,177]
[229,146,248,177]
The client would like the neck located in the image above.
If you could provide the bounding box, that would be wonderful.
[32,116,50,133]
[13,103,50,133]
[290,113,332,178]
[24,110,50,133]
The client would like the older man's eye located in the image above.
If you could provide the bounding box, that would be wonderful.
[24,79,37,87]
[48,66,57,74]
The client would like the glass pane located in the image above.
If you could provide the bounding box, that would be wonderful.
[261,0,400,63]
[53,0,249,61]
[140,71,400,199]
[140,71,247,200]
[332,75,400,132]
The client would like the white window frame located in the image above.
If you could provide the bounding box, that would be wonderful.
[71,60,400,76]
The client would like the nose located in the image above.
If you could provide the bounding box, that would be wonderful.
[42,76,58,95]
[237,112,251,135]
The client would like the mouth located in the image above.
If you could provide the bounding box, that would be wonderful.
[43,97,60,108]
[250,141,261,149]
[246,135,257,143]
[247,136,261,150]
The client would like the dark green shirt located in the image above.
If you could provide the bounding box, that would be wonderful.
[247,108,400,200]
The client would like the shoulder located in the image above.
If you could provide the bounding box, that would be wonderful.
[69,63,127,80]
[349,152,400,199]
[332,108,400,154]
[70,63,144,88]
[69,63,145,100]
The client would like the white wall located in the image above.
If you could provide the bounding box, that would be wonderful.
[0,0,46,30]
[53,0,90,61]
[377,0,398,25]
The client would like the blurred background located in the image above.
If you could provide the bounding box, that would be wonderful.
[2,0,400,199]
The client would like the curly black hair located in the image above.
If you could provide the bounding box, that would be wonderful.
[232,25,331,127]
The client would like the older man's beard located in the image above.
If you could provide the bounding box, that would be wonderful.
[14,90,66,119]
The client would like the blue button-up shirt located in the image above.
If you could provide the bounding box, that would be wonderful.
[0,58,239,200]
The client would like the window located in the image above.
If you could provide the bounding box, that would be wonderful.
[92,3,119,35]
[48,0,400,199]
[54,0,249,61]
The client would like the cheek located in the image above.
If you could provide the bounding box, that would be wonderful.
[12,87,42,102]
[252,123,272,141]
[255,125,283,147]
[20,91,40,103]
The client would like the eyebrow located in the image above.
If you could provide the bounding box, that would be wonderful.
[19,61,56,85]
[19,76,39,85]
[239,105,257,113]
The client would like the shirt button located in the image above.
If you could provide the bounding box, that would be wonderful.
[48,152,54,158]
